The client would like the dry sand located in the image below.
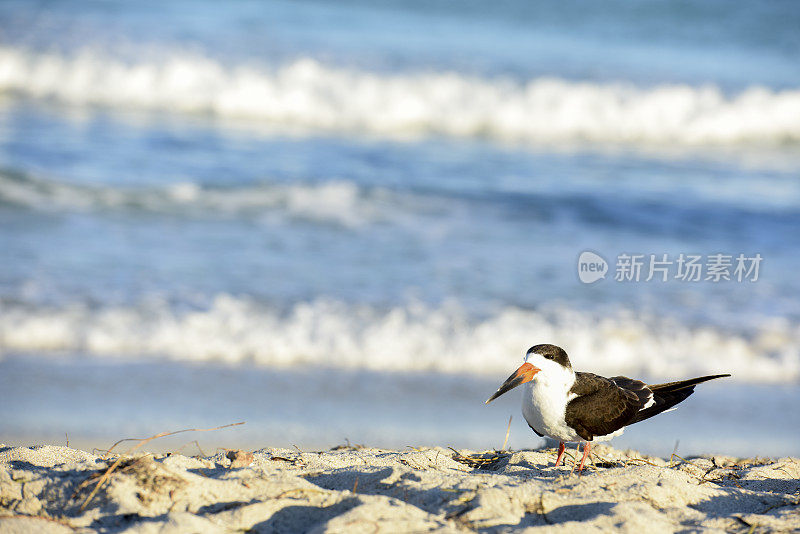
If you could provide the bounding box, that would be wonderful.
[1,443,798,533]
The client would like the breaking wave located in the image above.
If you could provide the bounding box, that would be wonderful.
[0,296,797,383]
[0,169,419,227]
[2,46,800,145]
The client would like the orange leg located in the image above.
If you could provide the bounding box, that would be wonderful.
[576,441,591,474]
[554,442,566,467]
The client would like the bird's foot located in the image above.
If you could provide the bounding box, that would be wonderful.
[571,442,591,475]
[570,441,592,476]
[553,442,566,468]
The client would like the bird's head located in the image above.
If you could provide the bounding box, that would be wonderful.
[485,344,572,404]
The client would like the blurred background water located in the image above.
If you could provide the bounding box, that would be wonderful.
[1,0,799,457]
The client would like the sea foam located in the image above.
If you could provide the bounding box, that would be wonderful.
[0,169,407,227]
[0,296,796,383]
[2,46,799,145]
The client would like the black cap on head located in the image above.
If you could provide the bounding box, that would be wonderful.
[526,344,572,369]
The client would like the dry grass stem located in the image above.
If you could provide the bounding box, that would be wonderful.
[79,421,244,510]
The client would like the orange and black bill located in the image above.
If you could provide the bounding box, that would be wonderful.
[485,362,540,404]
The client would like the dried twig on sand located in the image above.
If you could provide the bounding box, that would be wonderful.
[448,447,509,470]
[78,421,244,510]
[501,415,512,451]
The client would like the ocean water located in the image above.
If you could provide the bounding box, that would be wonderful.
[1,0,799,457]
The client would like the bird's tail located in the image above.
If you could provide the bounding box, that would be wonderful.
[632,374,730,424]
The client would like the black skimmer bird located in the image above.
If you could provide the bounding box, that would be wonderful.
[485,344,730,473]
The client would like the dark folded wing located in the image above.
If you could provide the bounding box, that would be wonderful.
[610,375,653,408]
[630,374,730,424]
[565,373,648,441]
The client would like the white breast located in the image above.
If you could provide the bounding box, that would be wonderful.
[521,358,628,443]
[521,378,583,443]
[519,357,580,442]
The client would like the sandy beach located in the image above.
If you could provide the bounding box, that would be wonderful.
[2,2,800,533]
[1,443,798,533]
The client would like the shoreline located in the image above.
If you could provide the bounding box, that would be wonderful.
[4,356,798,460]
[1,444,798,533]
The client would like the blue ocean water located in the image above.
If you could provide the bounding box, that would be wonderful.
[1,0,799,456]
